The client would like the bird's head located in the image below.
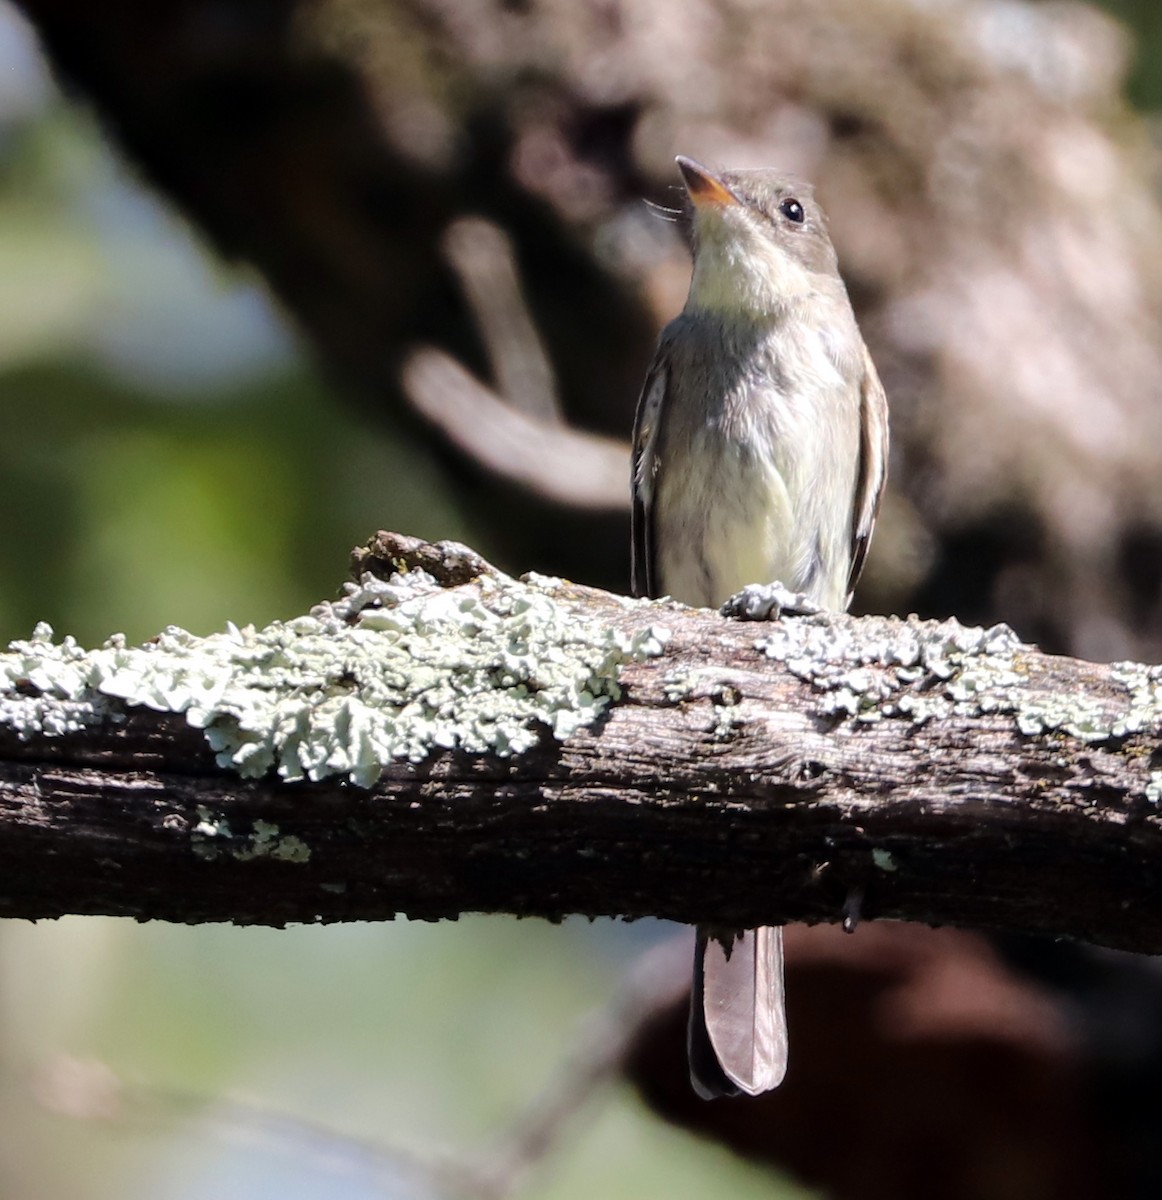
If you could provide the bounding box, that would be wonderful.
[676,156,840,318]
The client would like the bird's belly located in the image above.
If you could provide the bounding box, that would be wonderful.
[655,442,811,610]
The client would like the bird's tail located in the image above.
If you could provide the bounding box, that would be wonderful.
[688,926,788,1099]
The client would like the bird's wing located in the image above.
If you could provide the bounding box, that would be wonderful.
[846,343,890,601]
[631,344,670,599]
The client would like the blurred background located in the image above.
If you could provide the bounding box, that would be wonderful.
[4,0,1162,1196]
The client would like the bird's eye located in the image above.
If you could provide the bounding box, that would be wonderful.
[779,197,805,223]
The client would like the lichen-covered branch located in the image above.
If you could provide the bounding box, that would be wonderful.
[1,531,1161,949]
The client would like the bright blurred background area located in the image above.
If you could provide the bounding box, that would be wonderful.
[4,0,1162,1197]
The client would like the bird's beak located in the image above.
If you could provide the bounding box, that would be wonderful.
[676,156,739,209]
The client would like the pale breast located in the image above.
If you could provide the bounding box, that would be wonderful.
[652,314,862,611]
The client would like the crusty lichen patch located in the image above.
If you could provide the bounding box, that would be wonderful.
[191,808,312,863]
[755,612,1162,744]
[0,569,669,787]
[755,613,1023,724]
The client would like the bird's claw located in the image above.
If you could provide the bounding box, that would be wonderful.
[720,582,822,621]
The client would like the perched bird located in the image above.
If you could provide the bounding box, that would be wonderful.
[631,156,889,1098]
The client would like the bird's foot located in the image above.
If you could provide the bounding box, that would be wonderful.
[720,582,821,622]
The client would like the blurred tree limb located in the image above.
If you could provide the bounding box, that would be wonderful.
[401,213,629,510]
[1,531,1161,951]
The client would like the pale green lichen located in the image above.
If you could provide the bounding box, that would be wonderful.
[0,570,670,788]
[243,820,311,863]
[1146,772,1162,805]
[193,805,231,840]
[658,665,747,740]
[661,668,698,703]
[709,704,743,741]
[191,804,233,861]
[755,612,1162,744]
[1108,661,1162,737]
[191,810,311,863]
[872,849,898,872]
[756,613,1024,726]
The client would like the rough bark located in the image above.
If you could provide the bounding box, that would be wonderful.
[1,532,1160,951]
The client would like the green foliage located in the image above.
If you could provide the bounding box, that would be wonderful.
[1096,0,1162,108]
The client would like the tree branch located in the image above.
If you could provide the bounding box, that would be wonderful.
[1,531,1161,950]
[439,216,563,425]
[398,214,631,512]
[400,347,628,510]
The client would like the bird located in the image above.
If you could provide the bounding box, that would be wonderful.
[630,156,889,1098]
